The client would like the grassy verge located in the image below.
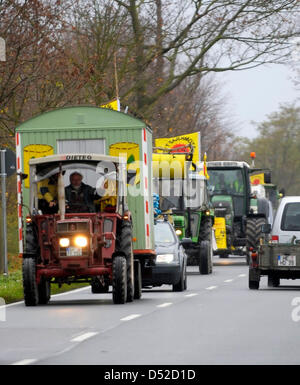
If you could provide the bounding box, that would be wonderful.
[0,254,89,304]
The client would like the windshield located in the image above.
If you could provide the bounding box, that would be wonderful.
[208,169,245,196]
[154,179,184,211]
[281,203,300,231]
[154,222,177,244]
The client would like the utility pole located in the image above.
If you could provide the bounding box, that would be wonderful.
[0,150,8,275]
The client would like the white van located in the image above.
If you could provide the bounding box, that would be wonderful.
[271,196,300,243]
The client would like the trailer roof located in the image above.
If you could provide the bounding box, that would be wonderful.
[29,153,125,166]
[16,106,149,133]
[207,161,250,169]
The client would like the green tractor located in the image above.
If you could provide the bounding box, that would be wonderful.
[153,147,214,274]
[207,161,270,262]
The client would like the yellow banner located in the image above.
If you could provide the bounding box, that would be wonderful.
[100,98,120,111]
[213,217,227,250]
[23,144,54,188]
[155,132,201,165]
[251,173,264,185]
[109,142,140,184]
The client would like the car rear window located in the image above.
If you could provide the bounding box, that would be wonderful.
[281,203,300,231]
[154,222,176,244]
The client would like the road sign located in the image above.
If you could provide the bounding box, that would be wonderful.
[0,148,16,177]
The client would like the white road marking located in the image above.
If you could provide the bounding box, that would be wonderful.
[120,314,141,321]
[12,359,37,366]
[224,279,234,283]
[157,302,173,308]
[2,286,91,309]
[71,332,98,343]
[51,286,90,298]
[206,286,218,290]
[185,293,198,298]
[238,274,246,277]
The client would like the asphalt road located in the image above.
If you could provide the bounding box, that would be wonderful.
[1,256,300,365]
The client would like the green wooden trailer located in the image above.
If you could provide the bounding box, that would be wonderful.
[15,106,155,263]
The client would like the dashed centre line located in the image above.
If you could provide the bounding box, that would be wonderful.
[157,302,173,308]
[206,286,218,290]
[12,359,37,366]
[120,314,142,321]
[238,274,246,277]
[224,279,234,283]
[71,332,98,343]
[185,293,199,297]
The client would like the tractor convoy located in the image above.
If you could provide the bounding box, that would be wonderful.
[14,106,280,306]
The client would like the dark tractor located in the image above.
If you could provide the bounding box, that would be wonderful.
[207,161,269,262]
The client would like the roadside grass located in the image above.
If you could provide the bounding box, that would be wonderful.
[0,254,89,304]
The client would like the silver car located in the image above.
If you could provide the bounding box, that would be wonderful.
[271,196,300,243]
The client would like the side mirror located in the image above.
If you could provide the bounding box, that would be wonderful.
[261,223,272,234]
[127,169,137,185]
[18,172,28,180]
[180,238,193,248]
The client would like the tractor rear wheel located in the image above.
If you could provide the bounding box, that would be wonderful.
[119,222,134,303]
[246,217,266,265]
[22,258,39,306]
[112,256,127,304]
[134,260,142,300]
[38,278,51,305]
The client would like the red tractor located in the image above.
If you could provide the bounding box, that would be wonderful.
[22,154,142,306]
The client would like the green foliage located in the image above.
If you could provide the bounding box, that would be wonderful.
[234,104,300,195]
[0,270,88,304]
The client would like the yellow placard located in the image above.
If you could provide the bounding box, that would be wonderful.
[213,217,227,250]
[100,98,120,111]
[250,173,265,185]
[155,132,201,165]
[109,142,140,184]
[23,144,54,188]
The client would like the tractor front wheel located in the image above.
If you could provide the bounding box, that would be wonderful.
[112,256,127,304]
[22,258,39,306]
[91,277,110,293]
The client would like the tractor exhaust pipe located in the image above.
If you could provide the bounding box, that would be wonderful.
[57,172,65,220]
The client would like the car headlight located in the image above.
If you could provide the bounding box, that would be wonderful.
[176,229,183,236]
[156,254,175,263]
[59,238,70,248]
[74,236,88,248]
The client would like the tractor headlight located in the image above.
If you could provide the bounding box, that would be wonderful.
[156,254,175,263]
[74,236,88,248]
[59,238,70,248]
[176,229,183,236]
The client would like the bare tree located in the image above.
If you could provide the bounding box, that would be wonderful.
[112,0,299,116]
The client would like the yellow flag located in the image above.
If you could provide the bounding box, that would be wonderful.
[250,173,265,185]
[100,98,120,111]
[155,132,201,164]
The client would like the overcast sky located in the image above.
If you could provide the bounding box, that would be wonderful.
[219,63,299,139]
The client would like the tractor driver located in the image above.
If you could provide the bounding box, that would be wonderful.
[233,171,244,194]
[216,173,229,193]
[65,172,100,213]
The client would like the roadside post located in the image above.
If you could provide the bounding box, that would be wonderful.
[0,148,16,275]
